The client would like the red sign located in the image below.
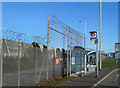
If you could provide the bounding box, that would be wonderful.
[91,33,96,38]
[56,59,59,64]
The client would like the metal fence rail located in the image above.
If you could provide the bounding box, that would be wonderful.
[47,15,85,76]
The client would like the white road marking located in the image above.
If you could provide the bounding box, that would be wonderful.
[91,68,120,88]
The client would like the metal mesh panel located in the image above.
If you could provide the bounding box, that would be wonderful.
[47,48,54,79]
[20,43,35,86]
[55,50,63,78]
[3,40,19,86]
[37,48,47,82]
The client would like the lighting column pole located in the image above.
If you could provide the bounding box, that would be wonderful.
[100,0,102,70]
[79,20,87,74]
[79,20,86,48]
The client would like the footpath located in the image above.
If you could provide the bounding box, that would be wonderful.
[60,66,119,88]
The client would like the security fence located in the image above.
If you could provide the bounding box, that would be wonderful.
[0,27,66,87]
[47,15,85,76]
[0,15,85,87]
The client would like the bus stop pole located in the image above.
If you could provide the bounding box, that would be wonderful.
[96,30,99,77]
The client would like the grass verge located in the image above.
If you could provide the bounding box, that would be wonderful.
[34,76,78,88]
[98,58,120,70]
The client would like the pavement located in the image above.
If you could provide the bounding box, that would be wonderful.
[63,66,120,88]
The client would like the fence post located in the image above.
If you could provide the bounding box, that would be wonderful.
[77,32,78,46]
[35,47,38,84]
[18,35,21,87]
[67,26,69,76]
[47,15,50,80]
[47,15,50,48]
[0,28,3,88]
[70,34,72,76]
[63,28,65,49]
[46,49,48,80]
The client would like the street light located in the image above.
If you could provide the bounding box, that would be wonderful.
[79,20,87,74]
[79,20,86,49]
[100,0,102,70]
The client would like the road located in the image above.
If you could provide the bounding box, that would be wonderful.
[63,66,120,87]
[95,68,120,87]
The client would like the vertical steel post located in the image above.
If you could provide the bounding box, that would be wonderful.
[46,49,48,80]
[47,15,50,48]
[96,30,99,77]
[67,26,69,76]
[77,32,78,46]
[35,47,37,84]
[84,21,86,74]
[84,21,86,49]
[99,0,102,70]
[70,34,72,76]
[18,35,20,87]
[63,28,65,49]
[0,32,3,88]
[0,2,3,88]
[47,15,50,80]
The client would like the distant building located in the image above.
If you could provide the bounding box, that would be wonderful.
[115,43,120,59]
[109,52,115,58]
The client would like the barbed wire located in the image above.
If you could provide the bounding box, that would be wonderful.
[50,15,85,38]
[49,15,84,48]
[2,27,47,45]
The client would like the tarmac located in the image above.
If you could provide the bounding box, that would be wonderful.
[61,66,120,88]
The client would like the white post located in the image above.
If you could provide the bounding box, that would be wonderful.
[84,54,86,74]
[99,0,102,70]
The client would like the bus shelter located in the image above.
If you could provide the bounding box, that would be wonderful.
[70,46,87,76]
[86,51,96,71]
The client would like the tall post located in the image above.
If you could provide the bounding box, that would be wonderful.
[47,15,49,80]
[99,0,102,70]
[77,32,78,46]
[47,15,50,48]
[84,54,86,74]
[18,35,20,87]
[84,20,86,49]
[35,47,38,84]
[70,34,72,76]
[67,26,69,76]
[63,28,65,49]
[84,21,86,74]
[0,2,3,88]
[96,30,99,77]
[0,29,3,88]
